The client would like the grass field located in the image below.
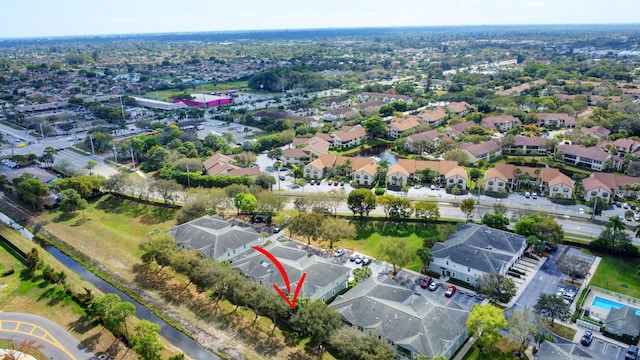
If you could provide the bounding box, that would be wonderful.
[588,252,640,299]
[340,221,456,272]
[38,195,178,281]
[461,336,524,360]
[143,81,249,102]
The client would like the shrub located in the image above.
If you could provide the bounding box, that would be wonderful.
[374,187,386,195]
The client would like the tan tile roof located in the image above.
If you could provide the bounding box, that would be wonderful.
[333,125,367,142]
[421,107,447,122]
[389,116,421,132]
[446,101,471,114]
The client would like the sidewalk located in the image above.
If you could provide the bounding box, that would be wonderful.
[452,336,477,360]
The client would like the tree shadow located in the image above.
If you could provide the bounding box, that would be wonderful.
[68,316,97,335]
[80,332,102,352]
[70,218,89,227]
[132,263,170,291]
[53,212,78,223]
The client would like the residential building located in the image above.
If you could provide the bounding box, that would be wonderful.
[202,153,261,178]
[330,276,469,360]
[387,116,422,138]
[168,215,261,263]
[582,172,640,202]
[461,140,502,164]
[555,144,613,171]
[419,107,447,127]
[284,136,331,165]
[501,135,549,155]
[580,126,611,139]
[386,159,468,189]
[404,130,447,153]
[536,113,576,129]
[430,223,528,286]
[446,101,472,116]
[604,306,640,338]
[304,154,377,184]
[232,241,350,302]
[482,163,574,197]
[356,92,413,104]
[480,115,521,132]
[610,138,640,155]
[445,121,477,140]
[534,341,593,360]
[332,125,367,148]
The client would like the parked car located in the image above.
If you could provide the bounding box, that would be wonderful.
[632,204,638,210]
[349,253,359,262]
[626,345,638,360]
[615,201,622,208]
[334,248,345,257]
[334,180,339,186]
[581,331,593,346]
[635,213,640,221]
[623,203,630,209]
[354,256,364,264]
[578,208,584,214]
[361,257,372,266]
[525,192,531,198]
[428,281,440,291]
[444,285,457,297]
[419,276,432,289]
[531,192,538,199]
[309,179,315,185]
[544,242,558,252]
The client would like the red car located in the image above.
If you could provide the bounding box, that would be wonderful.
[444,285,457,297]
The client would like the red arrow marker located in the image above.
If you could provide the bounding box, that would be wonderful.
[251,246,306,309]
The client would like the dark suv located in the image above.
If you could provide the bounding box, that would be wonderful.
[626,345,638,360]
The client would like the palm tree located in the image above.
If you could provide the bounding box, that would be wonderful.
[607,215,625,232]
[378,159,390,187]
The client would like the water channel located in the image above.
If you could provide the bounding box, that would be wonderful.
[351,143,399,164]
[0,211,220,360]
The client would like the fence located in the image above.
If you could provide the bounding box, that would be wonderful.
[576,319,602,331]
[590,286,640,306]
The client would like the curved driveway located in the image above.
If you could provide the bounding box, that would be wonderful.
[0,312,95,360]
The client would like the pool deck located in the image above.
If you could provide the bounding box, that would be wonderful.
[584,286,640,322]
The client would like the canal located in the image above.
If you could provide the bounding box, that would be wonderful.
[0,211,220,360]
[350,143,399,164]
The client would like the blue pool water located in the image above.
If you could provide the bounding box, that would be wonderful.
[592,296,640,315]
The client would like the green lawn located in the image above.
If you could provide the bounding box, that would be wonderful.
[143,81,248,102]
[588,253,640,298]
[340,221,455,272]
[461,336,523,360]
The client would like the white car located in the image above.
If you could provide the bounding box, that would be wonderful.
[579,208,585,214]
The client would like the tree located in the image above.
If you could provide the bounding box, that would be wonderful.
[508,308,543,353]
[104,301,136,337]
[89,293,121,323]
[170,249,201,287]
[347,188,377,217]
[534,294,571,327]
[14,173,49,210]
[293,197,309,212]
[289,212,324,244]
[514,216,538,237]
[352,266,372,283]
[417,247,433,274]
[85,159,97,175]
[291,299,342,345]
[378,240,414,274]
[255,173,276,190]
[482,213,509,230]
[320,217,356,249]
[460,198,475,219]
[493,202,508,215]
[25,247,41,272]
[58,188,88,219]
[267,148,283,161]
[557,255,590,282]
[466,303,508,348]
[329,327,398,360]
[592,216,638,256]
[149,179,183,205]
[190,258,219,292]
[362,116,387,138]
[140,230,177,272]
[414,201,440,223]
[443,150,470,166]
[40,146,57,169]
[234,192,257,214]
[475,273,517,304]
[131,320,164,360]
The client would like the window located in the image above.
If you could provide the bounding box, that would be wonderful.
[591,191,597,196]
[356,174,361,178]
[602,193,608,197]
[563,188,569,192]
[449,179,454,183]
[553,187,558,191]
[498,182,504,186]
[488,181,494,186]
[364,175,369,180]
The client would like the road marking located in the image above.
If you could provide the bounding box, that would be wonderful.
[0,320,76,360]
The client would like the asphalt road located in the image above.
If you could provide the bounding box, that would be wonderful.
[0,312,96,360]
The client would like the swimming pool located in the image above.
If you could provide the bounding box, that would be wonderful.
[591,296,640,315]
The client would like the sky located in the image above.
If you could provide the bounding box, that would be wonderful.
[1,0,639,38]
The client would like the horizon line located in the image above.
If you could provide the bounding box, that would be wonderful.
[2,22,640,41]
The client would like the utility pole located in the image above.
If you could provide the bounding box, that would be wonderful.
[130,146,135,169]
[39,123,44,139]
[186,162,191,188]
[89,135,95,155]
[119,95,126,133]
[113,143,118,164]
